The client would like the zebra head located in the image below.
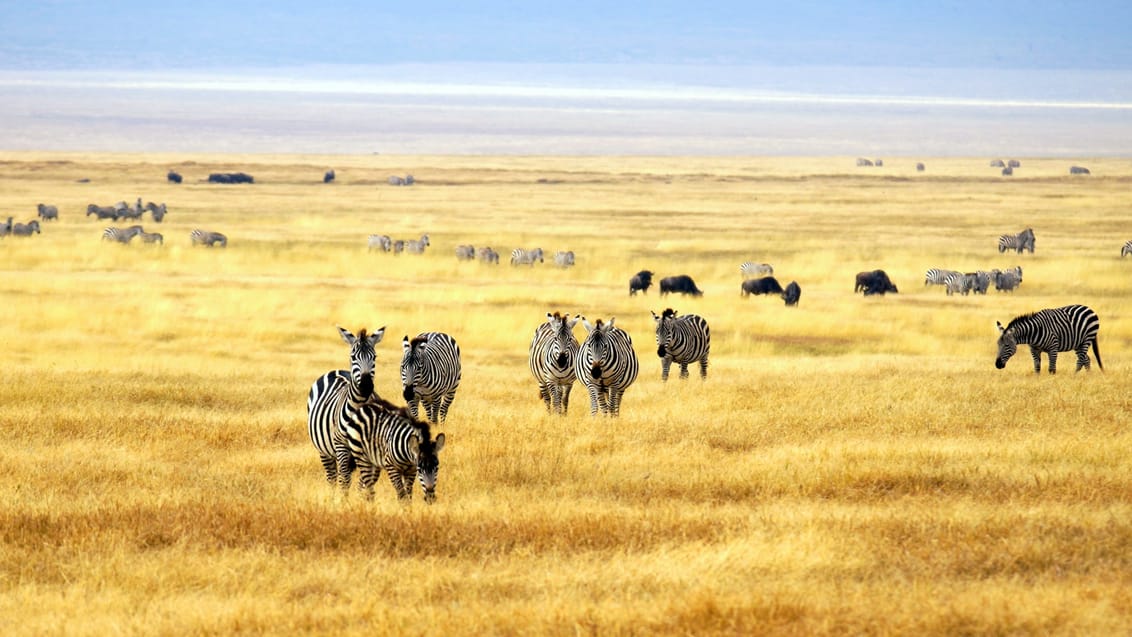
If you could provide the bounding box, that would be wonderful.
[338,326,385,398]
[401,335,428,401]
[546,312,580,369]
[995,321,1017,369]
[582,318,616,379]
[413,431,446,504]
[651,308,678,358]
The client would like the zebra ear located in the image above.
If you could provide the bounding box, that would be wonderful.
[402,335,411,351]
[433,432,445,452]
[369,326,385,346]
[608,317,616,328]
[338,326,356,345]
[567,314,580,329]
[996,321,1006,334]
[581,318,594,333]
[651,310,660,322]
[546,311,554,323]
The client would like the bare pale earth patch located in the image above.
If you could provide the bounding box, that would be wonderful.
[1,153,1130,635]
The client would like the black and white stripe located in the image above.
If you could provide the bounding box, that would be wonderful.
[306,326,385,487]
[528,312,580,415]
[651,308,710,381]
[405,234,430,254]
[576,317,639,417]
[102,225,143,243]
[924,268,961,287]
[553,250,575,267]
[510,247,543,265]
[997,228,1035,254]
[368,234,392,252]
[740,262,773,278]
[995,304,1102,374]
[190,229,227,247]
[401,332,462,423]
[1122,241,1132,258]
[338,398,446,503]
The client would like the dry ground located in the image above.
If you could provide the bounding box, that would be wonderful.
[1,153,1130,635]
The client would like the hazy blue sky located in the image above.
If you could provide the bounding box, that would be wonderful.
[2,1,1130,70]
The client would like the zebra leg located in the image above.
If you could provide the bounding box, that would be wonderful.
[586,384,600,416]
[596,387,611,415]
[679,363,689,379]
[1075,347,1091,372]
[335,446,354,494]
[425,398,440,424]
[318,454,338,485]
[547,383,561,414]
[699,358,708,380]
[438,390,457,422]
[608,387,623,418]
[1029,347,1044,374]
[660,357,672,381]
[407,397,420,420]
[561,383,572,416]
[538,382,552,412]
[1047,350,1059,374]
[386,467,409,500]
[358,461,380,501]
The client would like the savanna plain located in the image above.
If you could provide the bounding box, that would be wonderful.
[1,153,1130,636]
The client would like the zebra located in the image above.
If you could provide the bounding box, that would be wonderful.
[575,317,639,417]
[651,308,709,381]
[37,204,59,221]
[86,204,119,220]
[401,332,462,423]
[307,326,385,487]
[388,175,405,186]
[740,262,773,278]
[995,270,1021,292]
[455,244,476,260]
[404,234,430,254]
[943,271,974,296]
[510,247,543,265]
[1121,241,1131,258]
[368,234,392,252]
[11,220,40,236]
[924,268,961,287]
[1069,166,1090,175]
[392,240,405,254]
[338,396,445,502]
[190,229,227,247]
[102,225,143,243]
[553,250,575,267]
[996,305,1102,374]
[0,216,11,237]
[477,246,500,264]
[144,202,167,222]
[997,228,1035,254]
[138,231,164,245]
[528,312,580,415]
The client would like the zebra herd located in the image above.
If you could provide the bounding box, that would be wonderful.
[367,233,429,254]
[924,266,1023,296]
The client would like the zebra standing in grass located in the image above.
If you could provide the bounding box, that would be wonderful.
[1122,241,1132,258]
[996,305,1102,374]
[528,312,580,415]
[651,308,710,381]
[740,262,773,278]
[405,234,430,254]
[576,317,639,417]
[190,229,227,247]
[145,202,167,222]
[37,204,59,221]
[553,250,575,267]
[368,234,392,252]
[338,395,446,502]
[478,247,500,264]
[924,268,961,287]
[0,217,11,237]
[998,228,1035,253]
[943,271,973,296]
[455,244,476,260]
[401,332,462,423]
[307,326,385,487]
[102,225,143,243]
[511,247,543,265]
[11,220,41,236]
[138,231,163,245]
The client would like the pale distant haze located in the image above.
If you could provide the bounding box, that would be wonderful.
[1,1,1129,155]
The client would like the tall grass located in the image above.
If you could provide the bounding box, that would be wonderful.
[1,153,1130,635]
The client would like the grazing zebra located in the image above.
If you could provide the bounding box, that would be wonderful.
[37,204,59,221]
[553,250,576,267]
[190,229,227,247]
[575,317,639,417]
[510,247,544,265]
[0,216,11,237]
[11,220,40,236]
[998,228,1035,254]
[943,271,974,296]
[651,308,710,381]
[995,270,1021,292]
[739,262,773,278]
[388,175,405,186]
[338,397,445,502]
[368,234,392,252]
[455,244,476,260]
[102,225,143,243]
[307,326,385,487]
[144,202,167,222]
[1121,241,1131,258]
[87,204,119,220]
[924,268,961,287]
[1069,166,1090,175]
[404,234,430,254]
[401,332,462,423]
[528,312,581,415]
[138,231,164,245]
[996,305,1102,374]
[477,246,500,264]
[392,240,405,254]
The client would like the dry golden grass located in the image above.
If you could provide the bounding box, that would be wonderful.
[1,152,1131,636]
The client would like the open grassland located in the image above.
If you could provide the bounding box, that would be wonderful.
[1,153,1130,636]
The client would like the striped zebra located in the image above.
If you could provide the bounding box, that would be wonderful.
[368,234,392,252]
[144,202,167,222]
[338,395,446,502]
[477,246,500,264]
[510,247,543,265]
[190,229,227,247]
[575,317,639,417]
[651,308,710,381]
[11,220,41,236]
[528,312,580,415]
[1122,241,1131,258]
[998,228,1035,254]
[943,271,973,296]
[924,268,961,287]
[401,332,462,423]
[138,231,163,245]
[0,216,11,237]
[405,234,430,254]
[553,250,575,267]
[455,244,476,260]
[307,326,385,487]
[996,305,1102,374]
[102,225,143,243]
[37,204,59,221]
[740,262,773,278]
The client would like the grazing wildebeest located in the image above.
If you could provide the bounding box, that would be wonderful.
[740,276,784,297]
[37,204,59,221]
[916,162,925,172]
[208,172,254,184]
[167,170,182,183]
[1002,166,1013,176]
[782,281,801,306]
[855,270,898,296]
[989,159,1006,167]
[659,275,703,297]
[629,271,654,296]
[1069,166,1090,175]
[324,169,335,183]
[404,175,415,185]
[11,220,41,236]
[1008,159,1021,168]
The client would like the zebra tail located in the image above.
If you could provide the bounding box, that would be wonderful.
[1093,339,1104,371]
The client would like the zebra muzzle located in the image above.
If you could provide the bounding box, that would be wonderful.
[657,346,666,358]
[403,386,415,401]
[591,363,603,379]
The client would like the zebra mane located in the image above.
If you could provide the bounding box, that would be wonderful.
[356,328,369,339]
[410,335,429,347]
[662,308,677,319]
[1005,313,1037,331]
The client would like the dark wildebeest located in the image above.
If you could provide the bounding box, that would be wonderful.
[405,174,415,185]
[0,216,12,237]
[324,169,335,183]
[855,270,898,296]
[1002,166,1013,176]
[915,162,925,172]
[659,275,703,297]
[209,172,254,184]
[167,170,182,184]
[782,281,801,306]
[629,270,654,296]
[990,159,1006,167]
[1008,159,1021,168]
[856,158,873,167]
[37,204,59,221]
[1069,166,1090,175]
[740,276,784,297]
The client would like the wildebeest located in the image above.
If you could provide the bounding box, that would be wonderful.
[0,216,11,237]
[740,276,784,297]
[995,271,1021,292]
[1002,166,1013,176]
[167,170,182,183]
[1069,166,1090,175]
[855,270,898,296]
[145,202,167,222]
[324,169,335,183]
[659,275,703,297]
[37,204,59,221]
[782,281,801,306]
[11,220,41,236]
[856,158,874,167]
[915,162,925,172]
[1008,159,1021,168]
[208,172,254,184]
[989,159,1006,167]
[404,174,415,185]
[629,271,654,296]
[388,175,406,186]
